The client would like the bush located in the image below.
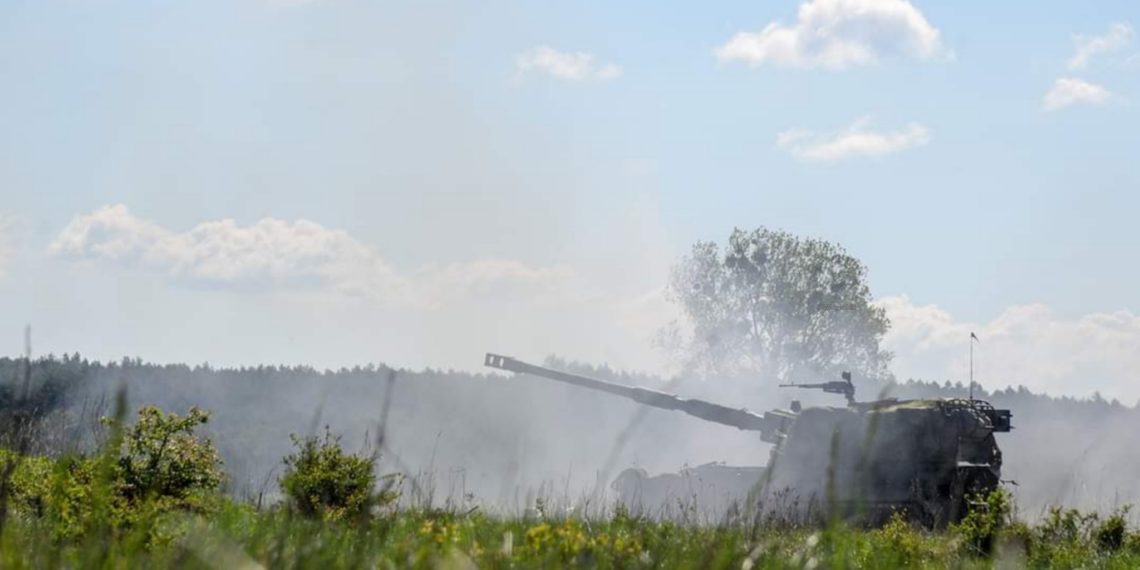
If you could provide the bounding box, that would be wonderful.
[4,451,54,519]
[952,488,1011,556]
[870,513,933,567]
[1093,507,1130,552]
[109,406,224,508]
[0,406,224,540]
[1126,530,1140,555]
[278,428,395,521]
[43,456,101,540]
[1013,505,1139,567]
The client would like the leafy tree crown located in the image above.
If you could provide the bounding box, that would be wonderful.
[664,227,892,383]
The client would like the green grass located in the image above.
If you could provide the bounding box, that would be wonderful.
[0,402,1136,568]
[0,496,1138,568]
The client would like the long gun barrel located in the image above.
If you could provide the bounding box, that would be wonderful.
[484,353,794,443]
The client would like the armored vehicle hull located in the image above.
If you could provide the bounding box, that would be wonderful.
[766,399,1008,525]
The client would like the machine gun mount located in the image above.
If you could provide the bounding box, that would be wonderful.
[779,371,857,405]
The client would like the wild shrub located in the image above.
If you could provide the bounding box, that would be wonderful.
[1093,507,1130,552]
[1126,529,1140,555]
[1019,506,1103,567]
[3,451,53,518]
[0,406,224,541]
[869,512,933,567]
[43,456,101,540]
[1037,506,1096,544]
[109,406,224,508]
[952,488,1011,556]
[278,428,394,521]
[0,449,106,539]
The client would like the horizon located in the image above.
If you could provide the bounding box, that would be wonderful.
[4,349,1134,407]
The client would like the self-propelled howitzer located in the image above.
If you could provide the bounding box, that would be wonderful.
[484,352,1013,526]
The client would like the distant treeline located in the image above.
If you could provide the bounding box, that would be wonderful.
[1,354,1137,515]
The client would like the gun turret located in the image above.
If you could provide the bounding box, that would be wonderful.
[779,371,856,405]
[484,353,794,443]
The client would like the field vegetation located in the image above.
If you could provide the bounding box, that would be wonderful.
[1,341,1139,567]
[2,428,1140,568]
[0,392,1138,567]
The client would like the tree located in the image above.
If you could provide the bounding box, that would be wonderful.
[663,227,892,384]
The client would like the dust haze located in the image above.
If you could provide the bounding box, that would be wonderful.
[19,344,1139,522]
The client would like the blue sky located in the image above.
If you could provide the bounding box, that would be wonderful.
[1,0,1139,400]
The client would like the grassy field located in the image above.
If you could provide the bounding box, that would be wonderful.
[0,383,1136,568]
[1,498,1139,568]
[1,421,1138,570]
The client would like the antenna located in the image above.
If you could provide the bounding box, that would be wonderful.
[969,332,979,401]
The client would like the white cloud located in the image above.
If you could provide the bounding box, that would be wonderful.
[775,128,814,147]
[881,295,1140,403]
[776,117,930,161]
[715,0,946,69]
[1042,77,1111,111]
[49,205,574,308]
[515,46,622,82]
[1068,22,1134,69]
[44,205,681,376]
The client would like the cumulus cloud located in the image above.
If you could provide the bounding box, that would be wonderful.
[776,117,930,161]
[1042,77,1111,111]
[515,46,622,82]
[50,205,573,308]
[1068,22,1134,69]
[715,0,946,69]
[880,295,1140,403]
[43,205,682,375]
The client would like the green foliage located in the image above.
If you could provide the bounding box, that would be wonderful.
[0,406,223,541]
[664,227,892,382]
[279,428,394,522]
[868,513,935,567]
[985,505,1140,567]
[43,456,101,540]
[1126,529,1140,555]
[5,452,53,519]
[2,402,1139,568]
[953,487,1012,556]
[1094,506,1130,552]
[109,406,224,507]
[0,484,1139,568]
